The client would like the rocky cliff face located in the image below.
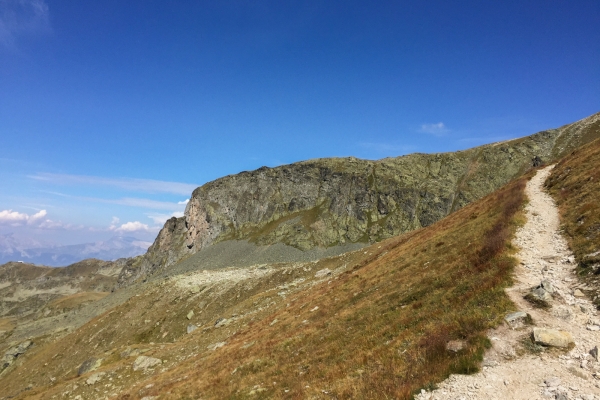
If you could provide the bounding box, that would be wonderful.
[118,112,600,286]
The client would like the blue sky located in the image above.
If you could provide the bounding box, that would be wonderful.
[1,0,599,245]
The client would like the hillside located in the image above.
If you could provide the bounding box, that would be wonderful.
[0,169,528,399]
[0,258,138,346]
[546,136,600,305]
[121,112,600,286]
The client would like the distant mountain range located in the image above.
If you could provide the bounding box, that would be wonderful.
[0,233,152,266]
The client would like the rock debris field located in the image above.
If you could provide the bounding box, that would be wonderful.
[417,166,600,400]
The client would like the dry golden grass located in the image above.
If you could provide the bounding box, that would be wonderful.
[546,137,600,303]
[111,176,528,400]
[2,176,528,400]
[47,292,110,311]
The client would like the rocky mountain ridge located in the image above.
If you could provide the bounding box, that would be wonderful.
[119,111,600,286]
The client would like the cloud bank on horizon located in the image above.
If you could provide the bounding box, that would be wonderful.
[0,169,196,245]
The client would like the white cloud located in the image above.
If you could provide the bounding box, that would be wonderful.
[30,173,198,196]
[420,122,449,136]
[0,209,70,230]
[27,209,47,224]
[110,221,160,234]
[0,209,29,225]
[178,199,189,205]
[0,0,50,49]
[37,219,66,229]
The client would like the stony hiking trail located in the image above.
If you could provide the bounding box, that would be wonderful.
[417,166,600,400]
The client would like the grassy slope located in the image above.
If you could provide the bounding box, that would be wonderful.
[117,177,528,399]
[3,175,527,399]
[546,137,600,303]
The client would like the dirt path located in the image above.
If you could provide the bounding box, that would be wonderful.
[417,166,600,400]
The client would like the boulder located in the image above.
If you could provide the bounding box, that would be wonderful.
[505,311,529,324]
[187,324,197,334]
[315,268,332,278]
[207,342,226,351]
[214,318,230,328]
[533,328,574,348]
[186,310,194,320]
[539,279,554,293]
[78,358,102,376]
[132,356,162,371]
[85,372,105,385]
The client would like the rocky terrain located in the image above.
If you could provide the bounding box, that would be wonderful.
[121,112,600,286]
[0,258,139,347]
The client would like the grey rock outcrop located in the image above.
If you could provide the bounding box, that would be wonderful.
[1,340,33,372]
[132,356,162,371]
[78,357,102,376]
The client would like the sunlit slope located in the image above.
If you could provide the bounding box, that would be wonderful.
[2,172,530,399]
[125,173,527,399]
[546,137,600,304]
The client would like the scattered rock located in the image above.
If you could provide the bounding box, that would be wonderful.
[215,318,230,328]
[314,268,332,278]
[581,304,591,313]
[187,310,195,320]
[505,311,529,324]
[132,356,162,371]
[590,346,598,362]
[120,348,147,358]
[533,328,574,348]
[446,340,466,352]
[540,279,555,293]
[78,358,102,376]
[545,376,561,387]
[85,372,105,385]
[526,282,554,308]
[552,306,573,321]
[574,289,585,297]
[207,342,226,351]
[1,340,33,371]
[586,325,600,331]
[187,324,197,334]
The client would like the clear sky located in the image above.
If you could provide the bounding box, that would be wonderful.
[1,0,599,245]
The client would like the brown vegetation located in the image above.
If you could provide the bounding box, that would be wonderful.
[110,177,527,399]
[0,177,528,400]
[546,137,600,304]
